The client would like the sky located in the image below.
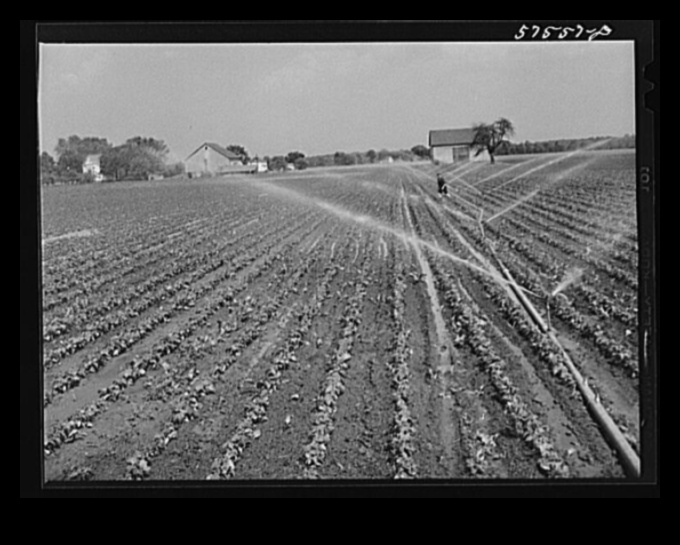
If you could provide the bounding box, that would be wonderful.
[38,41,636,161]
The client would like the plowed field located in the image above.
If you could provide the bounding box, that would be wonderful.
[41,150,639,481]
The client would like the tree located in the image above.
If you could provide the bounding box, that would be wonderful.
[293,157,308,170]
[40,151,57,184]
[99,137,168,181]
[226,145,249,164]
[366,149,377,163]
[268,156,287,171]
[57,149,83,173]
[333,151,355,166]
[471,117,515,164]
[126,136,168,154]
[40,151,55,172]
[411,144,430,159]
[55,135,110,158]
[53,135,113,178]
[285,151,305,164]
[377,149,391,162]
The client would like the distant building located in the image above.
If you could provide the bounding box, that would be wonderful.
[82,154,104,182]
[184,142,255,177]
[428,128,490,164]
[251,159,268,173]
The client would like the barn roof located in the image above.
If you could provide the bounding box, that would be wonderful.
[429,128,476,147]
[186,142,242,161]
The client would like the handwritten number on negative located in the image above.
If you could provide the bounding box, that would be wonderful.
[514,24,613,41]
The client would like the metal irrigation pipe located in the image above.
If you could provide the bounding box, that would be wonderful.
[486,245,641,478]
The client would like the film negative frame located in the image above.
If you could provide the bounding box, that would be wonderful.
[22,20,658,497]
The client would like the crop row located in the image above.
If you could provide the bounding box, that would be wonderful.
[488,191,638,273]
[498,211,637,277]
[43,210,294,344]
[424,207,579,390]
[482,189,638,274]
[207,258,344,479]
[44,215,318,404]
[42,217,211,309]
[125,235,331,479]
[43,211,257,313]
[486,219,637,309]
[548,295,638,378]
[431,261,571,478]
[490,255,638,378]
[386,255,418,479]
[301,276,368,479]
[44,228,300,456]
[42,209,205,291]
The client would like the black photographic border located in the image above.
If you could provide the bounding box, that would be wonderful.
[21,20,659,498]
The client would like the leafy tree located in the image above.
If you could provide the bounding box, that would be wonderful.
[40,151,57,184]
[377,149,391,162]
[411,144,430,159]
[57,149,83,173]
[226,144,249,164]
[293,157,308,170]
[55,135,111,159]
[268,156,287,171]
[333,151,355,166]
[126,136,168,154]
[285,151,305,164]
[100,146,131,180]
[40,151,55,172]
[366,149,377,163]
[472,117,515,164]
[99,137,167,180]
[163,162,185,178]
[52,135,112,178]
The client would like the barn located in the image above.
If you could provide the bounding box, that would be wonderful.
[428,128,489,164]
[184,142,255,177]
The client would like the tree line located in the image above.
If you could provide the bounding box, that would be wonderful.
[495,134,635,156]
[40,135,185,185]
[228,147,430,172]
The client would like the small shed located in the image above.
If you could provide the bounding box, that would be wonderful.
[428,128,489,164]
[253,160,268,173]
[185,143,253,177]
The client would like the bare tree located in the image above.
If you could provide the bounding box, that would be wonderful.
[472,118,515,164]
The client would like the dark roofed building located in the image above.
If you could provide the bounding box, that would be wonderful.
[428,128,488,164]
[185,142,255,177]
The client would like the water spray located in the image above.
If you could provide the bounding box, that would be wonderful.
[485,189,540,223]
[551,267,585,298]
[478,208,486,241]
[488,140,611,195]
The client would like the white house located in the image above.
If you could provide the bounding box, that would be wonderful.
[82,154,104,182]
[428,128,490,164]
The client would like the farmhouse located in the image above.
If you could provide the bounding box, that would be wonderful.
[185,142,256,177]
[428,128,489,164]
[82,154,104,182]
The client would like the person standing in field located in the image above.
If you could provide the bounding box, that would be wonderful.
[437,172,448,197]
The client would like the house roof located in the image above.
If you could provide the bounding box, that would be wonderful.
[83,154,101,164]
[186,142,242,161]
[429,128,476,147]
